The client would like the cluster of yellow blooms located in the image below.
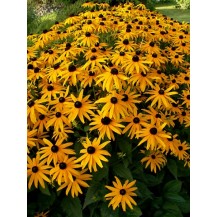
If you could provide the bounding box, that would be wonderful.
[27,2,190,213]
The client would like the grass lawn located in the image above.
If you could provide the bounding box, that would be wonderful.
[155,2,190,23]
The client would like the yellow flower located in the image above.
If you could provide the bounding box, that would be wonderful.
[96,65,128,91]
[75,137,111,172]
[89,110,125,140]
[137,118,171,150]
[95,91,128,120]
[57,169,92,198]
[141,150,167,173]
[105,176,137,211]
[64,89,96,123]
[27,155,51,189]
[50,155,81,185]
[39,138,75,166]
[146,84,178,109]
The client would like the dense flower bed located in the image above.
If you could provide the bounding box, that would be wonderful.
[27,2,190,217]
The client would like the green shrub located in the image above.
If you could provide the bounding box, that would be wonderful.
[176,0,190,9]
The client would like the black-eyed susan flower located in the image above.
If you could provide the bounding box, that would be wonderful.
[140,150,167,173]
[64,89,96,124]
[57,168,92,198]
[39,138,75,166]
[122,112,147,139]
[89,110,125,140]
[33,113,49,134]
[78,32,99,47]
[96,65,128,91]
[61,62,83,86]
[105,176,137,211]
[82,54,107,71]
[46,108,71,133]
[122,53,152,74]
[75,137,111,172]
[50,155,81,185]
[110,50,131,66]
[39,80,65,101]
[27,129,38,152]
[115,38,137,52]
[146,84,178,109]
[119,87,141,114]
[137,118,171,150]
[172,140,190,160]
[27,155,51,189]
[95,91,128,120]
[79,68,100,88]
[27,98,48,124]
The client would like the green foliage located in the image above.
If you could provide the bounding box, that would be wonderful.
[176,0,190,9]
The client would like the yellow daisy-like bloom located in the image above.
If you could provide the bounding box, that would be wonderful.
[39,138,75,166]
[61,62,83,86]
[140,150,167,173]
[34,210,49,217]
[33,113,49,134]
[77,31,99,47]
[27,129,38,152]
[27,66,46,84]
[146,84,178,109]
[119,87,141,115]
[122,54,152,74]
[79,68,100,88]
[75,137,111,172]
[180,89,190,108]
[110,50,131,66]
[137,118,171,150]
[82,54,107,71]
[27,98,48,124]
[96,65,128,91]
[64,89,96,123]
[50,155,81,185]
[45,63,64,84]
[27,155,51,189]
[39,48,59,67]
[129,70,160,92]
[169,53,184,67]
[172,140,190,160]
[95,91,128,120]
[57,169,92,198]
[145,52,167,68]
[140,41,161,55]
[39,80,65,101]
[89,110,125,140]
[122,112,147,139]
[48,86,71,111]
[105,176,137,211]
[46,107,71,133]
[184,154,190,168]
[115,38,137,52]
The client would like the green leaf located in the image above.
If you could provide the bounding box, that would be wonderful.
[178,199,190,213]
[100,202,119,217]
[125,206,142,217]
[162,209,183,217]
[92,163,108,181]
[37,191,56,211]
[83,181,105,209]
[167,159,178,179]
[61,196,82,217]
[163,201,182,214]
[84,125,90,132]
[136,181,153,200]
[164,193,186,203]
[39,183,51,196]
[144,171,165,187]
[113,163,133,181]
[153,210,164,217]
[163,180,182,193]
